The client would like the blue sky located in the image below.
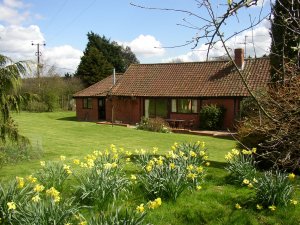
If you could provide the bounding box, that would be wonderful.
[0,0,272,74]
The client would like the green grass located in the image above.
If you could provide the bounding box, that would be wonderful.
[0,111,234,180]
[1,111,299,224]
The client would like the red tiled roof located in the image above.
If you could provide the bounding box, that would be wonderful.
[73,74,122,97]
[111,58,270,97]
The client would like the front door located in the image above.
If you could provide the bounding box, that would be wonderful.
[98,98,106,120]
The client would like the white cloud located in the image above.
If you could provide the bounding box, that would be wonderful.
[0,0,30,25]
[0,24,82,75]
[43,45,83,74]
[121,34,165,58]
[164,20,271,62]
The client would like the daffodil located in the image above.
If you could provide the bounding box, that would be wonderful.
[34,184,45,192]
[199,151,206,156]
[225,152,233,160]
[252,148,257,153]
[40,161,46,167]
[16,176,25,189]
[146,165,152,172]
[26,175,37,183]
[242,179,250,185]
[7,202,16,210]
[268,205,276,211]
[248,183,253,188]
[60,155,66,161]
[253,178,258,183]
[205,162,210,166]
[136,204,145,213]
[131,174,137,180]
[169,163,176,169]
[290,199,298,205]
[46,187,60,203]
[196,185,202,190]
[78,221,87,225]
[32,195,41,203]
[73,159,80,165]
[242,149,252,155]
[126,157,131,162]
[256,204,263,210]
[152,147,158,154]
[187,164,194,171]
[235,203,242,209]
[189,151,197,157]
[288,173,296,180]
[231,148,240,155]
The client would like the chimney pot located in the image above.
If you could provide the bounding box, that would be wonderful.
[234,48,244,69]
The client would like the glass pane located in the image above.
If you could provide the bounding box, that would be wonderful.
[171,99,177,112]
[149,99,156,117]
[87,98,92,109]
[192,100,198,113]
[178,99,191,113]
[156,99,168,118]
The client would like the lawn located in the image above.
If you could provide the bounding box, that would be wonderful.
[0,111,299,225]
[0,111,234,180]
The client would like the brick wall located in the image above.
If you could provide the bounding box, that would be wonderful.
[200,98,241,129]
[75,98,99,121]
[106,97,142,124]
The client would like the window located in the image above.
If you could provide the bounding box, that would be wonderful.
[172,99,198,114]
[83,98,92,109]
[144,98,168,118]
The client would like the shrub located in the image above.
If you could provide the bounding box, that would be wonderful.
[0,142,42,168]
[74,146,130,209]
[255,170,294,207]
[35,159,71,191]
[199,105,225,130]
[136,142,208,201]
[225,148,257,184]
[136,117,171,133]
[237,77,300,171]
[25,100,48,112]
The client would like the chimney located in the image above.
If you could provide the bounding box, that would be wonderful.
[234,48,244,69]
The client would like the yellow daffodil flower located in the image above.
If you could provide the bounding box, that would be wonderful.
[290,199,298,205]
[40,161,46,167]
[34,184,45,193]
[242,179,250,185]
[7,202,16,210]
[136,204,145,213]
[32,195,41,203]
[60,155,66,161]
[256,204,263,210]
[235,203,242,209]
[268,205,276,211]
[288,173,296,180]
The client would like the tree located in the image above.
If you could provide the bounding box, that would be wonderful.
[270,0,300,83]
[75,32,139,86]
[75,46,113,86]
[0,54,29,144]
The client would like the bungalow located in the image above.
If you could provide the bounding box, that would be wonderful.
[73,49,270,129]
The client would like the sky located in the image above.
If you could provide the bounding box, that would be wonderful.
[0,0,272,75]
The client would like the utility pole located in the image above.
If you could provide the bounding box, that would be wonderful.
[32,42,46,78]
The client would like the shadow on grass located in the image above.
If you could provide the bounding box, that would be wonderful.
[56,116,77,121]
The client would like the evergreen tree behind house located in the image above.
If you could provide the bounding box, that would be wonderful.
[75,32,139,87]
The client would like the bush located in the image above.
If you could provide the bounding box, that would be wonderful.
[255,170,294,207]
[0,142,42,168]
[237,77,300,171]
[35,159,71,191]
[24,100,48,112]
[199,105,225,130]
[136,142,208,201]
[225,148,257,184]
[74,146,130,209]
[136,117,171,133]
